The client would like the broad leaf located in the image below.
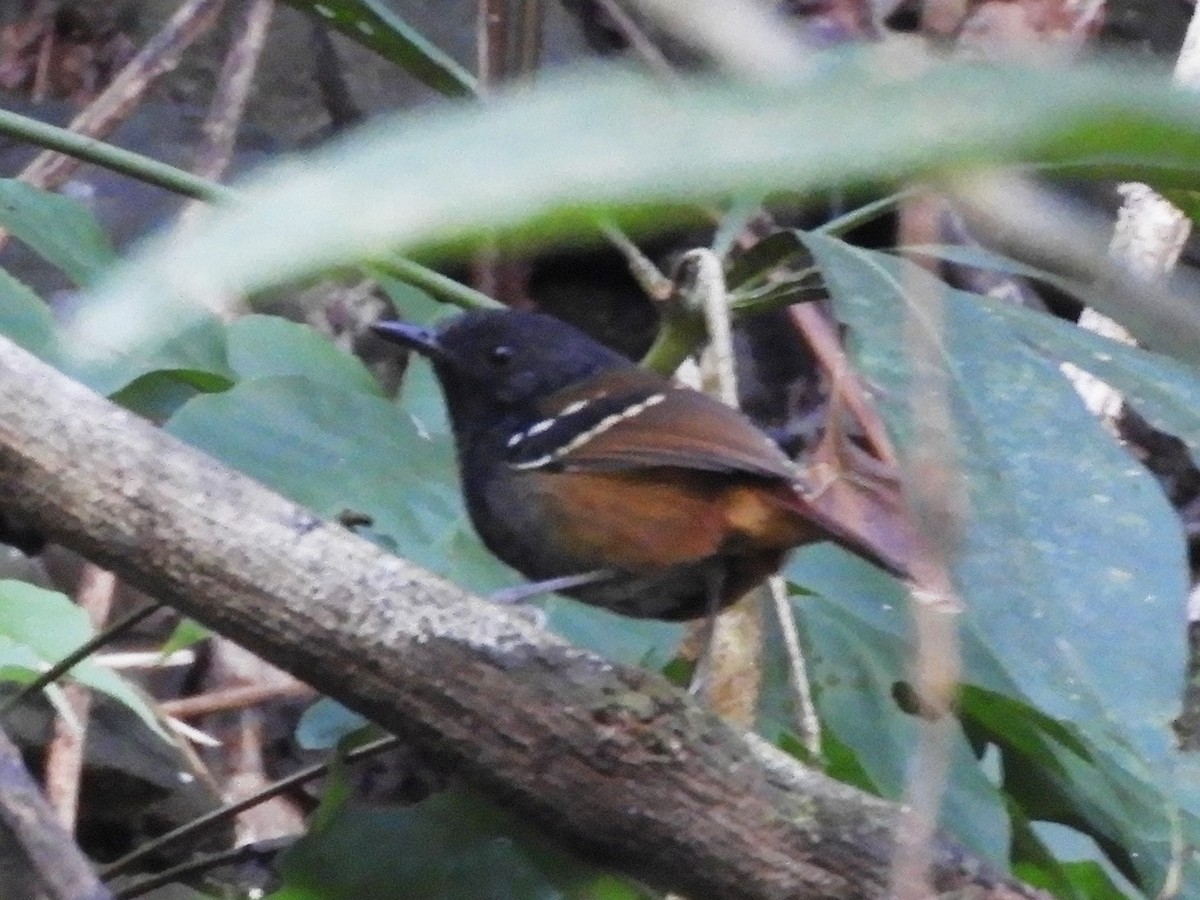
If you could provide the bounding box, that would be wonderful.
[74,60,1200,370]
[803,234,1190,890]
[0,581,166,738]
[226,314,382,395]
[0,179,116,285]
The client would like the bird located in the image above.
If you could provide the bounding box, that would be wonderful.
[372,309,901,622]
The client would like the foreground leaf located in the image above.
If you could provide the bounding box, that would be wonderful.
[74,59,1200,368]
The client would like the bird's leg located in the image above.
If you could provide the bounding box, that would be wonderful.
[487,569,617,605]
[687,567,726,697]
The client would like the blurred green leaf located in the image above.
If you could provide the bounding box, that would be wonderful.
[76,60,1200,367]
[0,179,116,285]
[0,265,57,360]
[283,0,476,98]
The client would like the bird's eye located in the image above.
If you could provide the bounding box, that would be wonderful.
[490,344,514,366]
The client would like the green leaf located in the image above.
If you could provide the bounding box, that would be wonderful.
[0,265,58,360]
[1010,808,1135,900]
[63,307,234,398]
[159,618,212,657]
[0,179,116,285]
[109,370,215,421]
[296,698,370,751]
[282,0,476,97]
[165,376,484,584]
[0,581,167,739]
[807,235,1185,759]
[984,297,1200,469]
[542,599,683,670]
[785,548,1011,863]
[75,60,1200,367]
[226,314,383,395]
[803,235,1191,890]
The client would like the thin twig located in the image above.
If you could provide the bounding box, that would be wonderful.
[515,0,543,75]
[599,220,672,300]
[18,0,228,190]
[179,0,275,224]
[159,681,314,719]
[111,838,289,900]
[0,107,235,202]
[99,735,400,881]
[0,601,162,720]
[43,564,117,832]
[768,577,820,756]
[787,303,896,466]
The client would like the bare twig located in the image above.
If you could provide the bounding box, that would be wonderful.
[0,601,161,720]
[787,303,897,467]
[180,0,274,222]
[593,0,677,79]
[159,682,314,719]
[43,564,117,832]
[889,191,964,900]
[18,0,227,190]
[101,735,400,881]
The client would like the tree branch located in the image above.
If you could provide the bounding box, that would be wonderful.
[0,335,1032,899]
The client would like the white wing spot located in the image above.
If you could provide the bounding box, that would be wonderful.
[527,418,554,436]
[510,393,665,470]
[560,399,590,416]
[506,432,524,448]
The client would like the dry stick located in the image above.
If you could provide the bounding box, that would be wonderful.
[688,249,762,724]
[18,0,227,191]
[0,727,113,900]
[515,0,543,75]
[101,735,400,881]
[178,0,275,224]
[42,564,117,833]
[788,303,897,467]
[0,334,1037,900]
[158,681,314,720]
[769,576,821,755]
[888,191,965,900]
[471,0,510,302]
[174,0,274,325]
